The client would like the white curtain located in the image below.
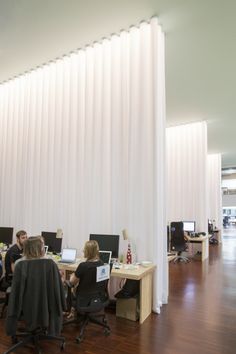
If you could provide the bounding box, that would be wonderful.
[166,122,208,234]
[0,18,166,312]
[207,154,222,241]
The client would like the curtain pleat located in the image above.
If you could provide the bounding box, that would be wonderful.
[207,154,222,241]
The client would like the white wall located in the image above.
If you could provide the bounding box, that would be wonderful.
[166,121,208,234]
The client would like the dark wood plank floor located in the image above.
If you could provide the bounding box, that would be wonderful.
[1,230,236,354]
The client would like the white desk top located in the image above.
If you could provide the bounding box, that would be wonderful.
[53,255,156,280]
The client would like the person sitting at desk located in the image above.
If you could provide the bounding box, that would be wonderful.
[4,230,27,285]
[69,240,105,307]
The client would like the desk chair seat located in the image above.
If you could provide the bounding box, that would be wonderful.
[75,296,110,343]
[63,263,111,343]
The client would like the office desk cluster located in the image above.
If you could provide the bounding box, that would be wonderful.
[0,251,156,324]
[56,259,156,324]
[186,234,209,261]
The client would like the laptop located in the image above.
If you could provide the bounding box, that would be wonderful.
[58,248,77,264]
[99,250,112,264]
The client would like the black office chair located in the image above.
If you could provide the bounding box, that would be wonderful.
[208,220,219,245]
[0,252,23,318]
[63,263,111,343]
[0,274,12,319]
[170,221,189,263]
[4,258,66,354]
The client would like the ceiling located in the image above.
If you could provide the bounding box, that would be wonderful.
[0,0,235,167]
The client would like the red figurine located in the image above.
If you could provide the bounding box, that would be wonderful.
[126,242,132,264]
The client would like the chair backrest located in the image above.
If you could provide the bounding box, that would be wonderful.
[6,258,66,336]
[170,221,186,252]
[76,262,111,310]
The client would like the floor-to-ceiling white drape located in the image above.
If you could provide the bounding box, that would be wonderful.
[0,18,166,312]
[166,122,208,234]
[207,154,222,241]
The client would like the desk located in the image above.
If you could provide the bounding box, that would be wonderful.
[56,259,156,324]
[186,235,208,261]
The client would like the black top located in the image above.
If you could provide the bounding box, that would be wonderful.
[4,244,23,280]
[75,260,108,306]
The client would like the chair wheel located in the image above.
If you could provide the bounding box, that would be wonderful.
[61,341,66,350]
[76,335,83,344]
[104,328,110,336]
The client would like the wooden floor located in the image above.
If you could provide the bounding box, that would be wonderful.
[1,229,236,354]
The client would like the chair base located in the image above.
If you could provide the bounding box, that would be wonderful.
[173,255,189,263]
[63,311,110,344]
[76,313,110,343]
[209,237,218,245]
[3,328,65,354]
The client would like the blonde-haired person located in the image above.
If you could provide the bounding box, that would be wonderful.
[23,236,45,259]
[69,240,105,308]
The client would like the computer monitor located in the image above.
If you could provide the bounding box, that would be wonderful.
[89,234,120,258]
[183,221,195,233]
[41,231,62,254]
[0,227,14,246]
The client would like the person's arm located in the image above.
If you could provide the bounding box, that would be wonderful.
[69,262,84,286]
[11,260,15,273]
[69,272,80,286]
[184,231,188,241]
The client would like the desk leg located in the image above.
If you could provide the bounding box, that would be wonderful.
[201,239,208,261]
[139,272,153,324]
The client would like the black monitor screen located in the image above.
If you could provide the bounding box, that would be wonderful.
[0,227,14,245]
[89,234,120,258]
[183,221,195,233]
[41,231,62,254]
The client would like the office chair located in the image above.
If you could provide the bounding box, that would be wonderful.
[170,221,189,263]
[4,258,66,354]
[0,274,12,319]
[208,220,219,245]
[0,252,24,318]
[63,264,111,344]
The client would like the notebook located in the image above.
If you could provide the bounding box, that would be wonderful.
[58,248,77,264]
[99,250,112,264]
